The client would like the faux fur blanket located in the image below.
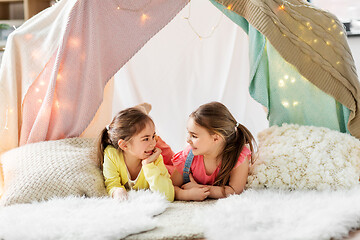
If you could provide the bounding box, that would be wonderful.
[0,191,168,240]
[2,188,360,240]
[196,187,360,240]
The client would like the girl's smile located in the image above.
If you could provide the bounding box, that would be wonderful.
[124,122,157,160]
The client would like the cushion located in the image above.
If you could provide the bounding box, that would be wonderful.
[0,138,107,206]
[247,124,360,190]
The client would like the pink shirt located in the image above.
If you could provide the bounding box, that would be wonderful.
[171,145,251,185]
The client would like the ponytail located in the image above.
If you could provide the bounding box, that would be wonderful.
[97,127,111,170]
[214,123,256,186]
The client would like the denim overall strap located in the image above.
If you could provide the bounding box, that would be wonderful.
[183,149,194,184]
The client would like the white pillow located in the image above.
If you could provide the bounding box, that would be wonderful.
[247,124,360,190]
[0,138,107,206]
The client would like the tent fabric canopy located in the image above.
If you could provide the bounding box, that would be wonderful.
[211,0,351,133]
[211,0,360,136]
[0,0,189,154]
[0,0,359,196]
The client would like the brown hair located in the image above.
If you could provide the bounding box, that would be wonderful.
[190,101,257,186]
[97,107,154,169]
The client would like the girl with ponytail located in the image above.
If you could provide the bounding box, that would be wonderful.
[169,101,256,201]
[97,104,174,202]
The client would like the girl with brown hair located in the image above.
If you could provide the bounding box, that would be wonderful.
[169,101,256,201]
[98,104,174,202]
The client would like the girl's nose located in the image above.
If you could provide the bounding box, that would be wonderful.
[150,139,156,147]
[186,136,191,144]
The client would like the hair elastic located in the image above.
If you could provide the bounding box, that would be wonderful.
[235,122,239,131]
[106,124,110,131]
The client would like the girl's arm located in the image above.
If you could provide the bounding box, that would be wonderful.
[208,157,249,199]
[155,136,174,166]
[102,149,126,197]
[171,169,210,201]
[142,153,175,202]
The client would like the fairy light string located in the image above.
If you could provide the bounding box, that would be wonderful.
[183,0,226,40]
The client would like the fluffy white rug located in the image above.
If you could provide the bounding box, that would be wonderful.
[2,188,360,240]
[196,187,360,240]
[126,200,214,240]
[0,190,168,240]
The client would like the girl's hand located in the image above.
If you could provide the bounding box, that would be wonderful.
[181,174,200,190]
[112,187,128,201]
[187,186,210,201]
[142,147,162,165]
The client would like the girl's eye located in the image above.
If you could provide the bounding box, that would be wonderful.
[143,138,149,141]
[192,135,197,139]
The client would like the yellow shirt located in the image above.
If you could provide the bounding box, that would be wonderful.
[102,146,174,202]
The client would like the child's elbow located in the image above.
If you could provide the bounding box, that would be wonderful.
[234,188,245,195]
[226,185,244,196]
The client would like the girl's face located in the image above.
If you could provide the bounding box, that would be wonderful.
[186,117,220,156]
[125,122,157,160]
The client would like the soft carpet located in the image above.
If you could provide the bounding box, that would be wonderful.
[196,187,360,240]
[126,200,215,240]
[2,188,360,240]
[0,190,168,240]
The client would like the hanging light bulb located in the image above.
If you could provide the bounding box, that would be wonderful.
[141,13,149,23]
[278,79,285,87]
[282,101,289,108]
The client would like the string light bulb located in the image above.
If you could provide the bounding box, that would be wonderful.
[4,108,9,130]
[278,79,285,87]
[282,101,289,108]
[141,13,149,23]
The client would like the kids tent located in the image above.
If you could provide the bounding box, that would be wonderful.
[0,0,359,195]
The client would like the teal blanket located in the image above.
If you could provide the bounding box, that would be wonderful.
[210,0,350,133]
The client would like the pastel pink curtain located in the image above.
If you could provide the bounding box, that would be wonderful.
[18,0,188,145]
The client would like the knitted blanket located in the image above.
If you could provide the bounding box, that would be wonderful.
[211,0,360,138]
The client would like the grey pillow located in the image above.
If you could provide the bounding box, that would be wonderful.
[0,138,107,206]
